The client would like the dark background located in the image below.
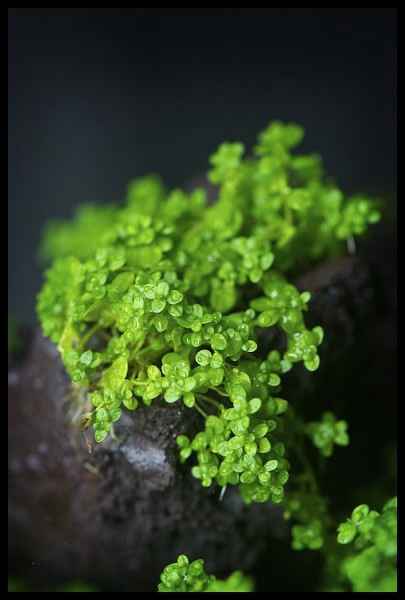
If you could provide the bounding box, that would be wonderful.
[8,10,397,324]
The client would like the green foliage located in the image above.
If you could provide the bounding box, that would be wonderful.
[291,519,324,551]
[8,578,30,592]
[37,121,379,508]
[39,204,118,262]
[306,412,349,457]
[285,490,329,551]
[157,554,253,592]
[158,555,215,592]
[57,581,98,592]
[335,497,397,592]
[206,571,254,592]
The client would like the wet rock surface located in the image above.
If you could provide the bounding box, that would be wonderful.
[8,223,396,592]
[8,332,286,592]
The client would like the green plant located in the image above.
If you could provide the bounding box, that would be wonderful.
[36,121,392,591]
[37,121,379,505]
[306,412,349,458]
[335,497,397,592]
[8,578,30,592]
[157,554,253,592]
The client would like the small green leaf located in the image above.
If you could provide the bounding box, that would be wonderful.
[337,521,357,544]
[101,356,128,391]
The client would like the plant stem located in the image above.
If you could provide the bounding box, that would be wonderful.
[80,323,100,349]
[198,394,222,412]
[194,403,208,418]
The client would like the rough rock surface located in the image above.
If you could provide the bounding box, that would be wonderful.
[8,223,396,592]
[8,334,286,592]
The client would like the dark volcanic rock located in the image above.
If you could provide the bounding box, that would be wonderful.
[8,332,286,592]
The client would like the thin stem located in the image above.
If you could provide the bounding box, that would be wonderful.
[80,323,100,349]
[219,485,227,501]
[194,403,208,418]
[198,394,222,412]
[213,387,229,398]
[347,236,356,255]
[128,337,147,363]
[284,197,293,226]
[133,342,170,367]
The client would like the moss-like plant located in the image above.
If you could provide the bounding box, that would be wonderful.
[157,554,253,592]
[336,497,397,592]
[36,122,393,590]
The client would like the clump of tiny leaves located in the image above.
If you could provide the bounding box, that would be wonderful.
[335,497,397,592]
[306,411,349,457]
[37,122,380,513]
[285,490,329,551]
[157,554,253,592]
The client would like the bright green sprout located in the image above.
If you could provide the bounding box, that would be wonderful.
[39,204,119,262]
[336,497,397,592]
[37,121,380,505]
[205,571,254,593]
[291,519,324,551]
[157,554,253,592]
[284,491,329,551]
[306,411,349,457]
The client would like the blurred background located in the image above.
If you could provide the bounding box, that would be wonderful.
[8,9,396,324]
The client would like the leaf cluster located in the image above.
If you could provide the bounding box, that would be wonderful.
[335,497,397,592]
[157,554,253,592]
[37,121,380,507]
[306,411,349,457]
